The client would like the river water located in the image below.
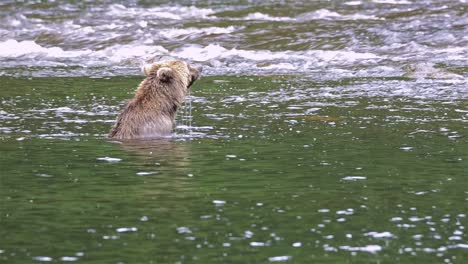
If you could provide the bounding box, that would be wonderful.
[0,0,467,263]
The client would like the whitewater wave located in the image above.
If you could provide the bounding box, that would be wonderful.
[173,44,380,63]
[159,26,240,39]
[0,39,168,66]
[241,9,382,22]
[0,39,384,76]
[106,4,216,20]
[296,9,382,21]
[371,0,411,4]
[243,12,293,21]
[0,39,90,58]
[0,39,465,79]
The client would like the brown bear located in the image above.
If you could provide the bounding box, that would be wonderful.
[108,60,202,139]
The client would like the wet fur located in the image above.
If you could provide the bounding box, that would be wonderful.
[109,60,201,139]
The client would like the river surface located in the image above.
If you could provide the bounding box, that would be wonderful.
[0,0,467,263]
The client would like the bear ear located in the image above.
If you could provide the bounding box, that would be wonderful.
[141,63,155,76]
[157,67,174,82]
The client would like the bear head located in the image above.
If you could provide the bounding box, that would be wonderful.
[141,60,202,89]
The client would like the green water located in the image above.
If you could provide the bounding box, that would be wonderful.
[0,76,467,263]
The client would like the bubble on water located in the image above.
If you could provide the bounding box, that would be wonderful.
[337,209,354,215]
[268,256,292,262]
[400,146,413,151]
[97,157,122,162]
[414,191,428,195]
[35,173,53,178]
[397,223,415,228]
[250,241,268,247]
[339,244,382,253]
[33,256,53,262]
[365,231,395,238]
[61,256,79,262]
[244,230,254,238]
[323,244,338,252]
[213,200,226,206]
[176,227,192,234]
[341,176,366,181]
[318,209,330,213]
[408,216,425,222]
[136,171,158,176]
[103,235,119,240]
[451,244,468,249]
[116,227,138,233]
